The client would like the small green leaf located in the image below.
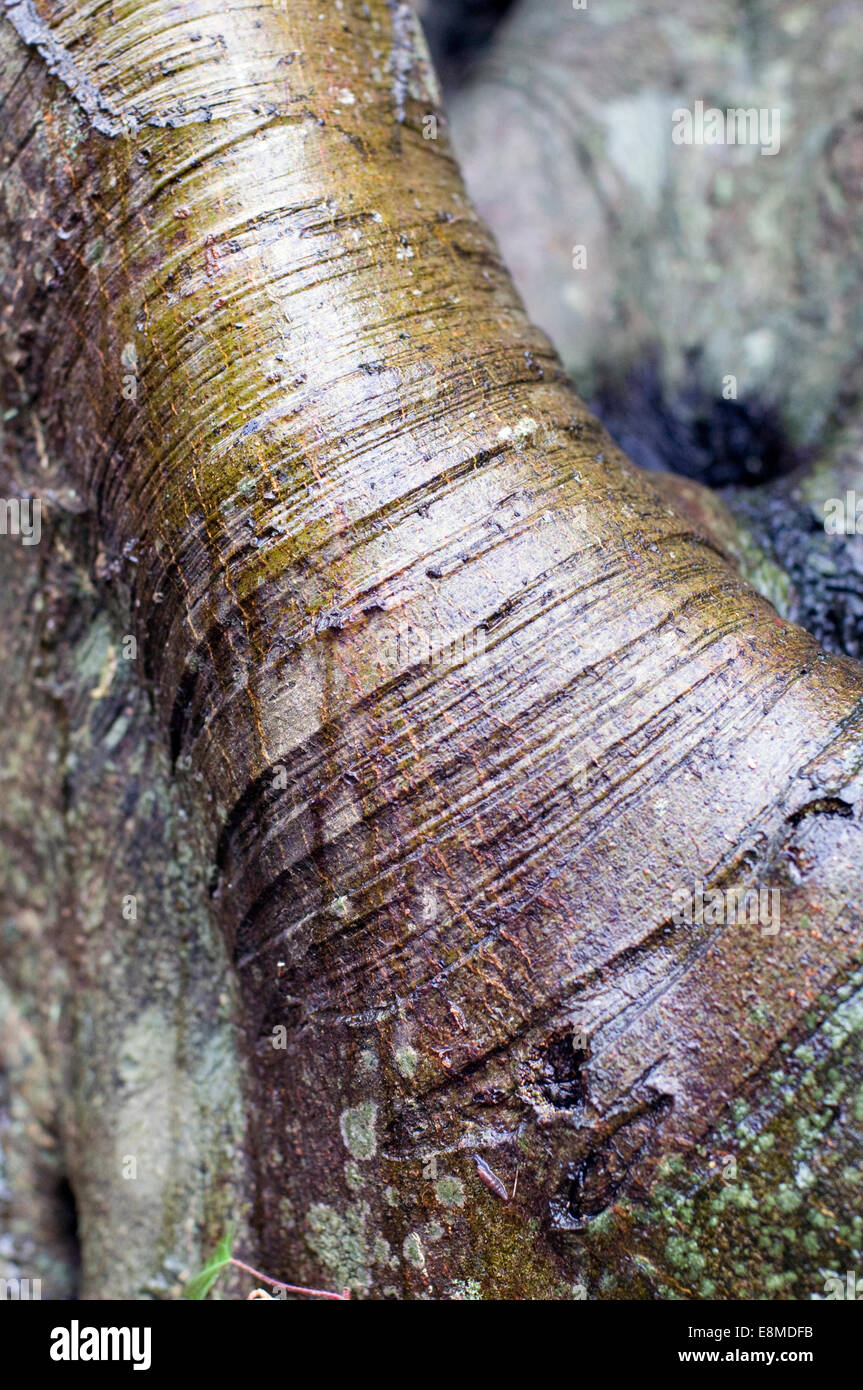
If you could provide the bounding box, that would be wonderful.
[184,1224,235,1300]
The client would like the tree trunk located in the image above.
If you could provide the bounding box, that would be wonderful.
[1,0,862,1300]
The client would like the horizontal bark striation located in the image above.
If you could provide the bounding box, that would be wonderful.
[2,0,863,1295]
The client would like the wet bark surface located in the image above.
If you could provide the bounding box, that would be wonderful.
[0,0,862,1298]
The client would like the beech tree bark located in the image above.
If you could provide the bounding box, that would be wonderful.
[1,0,862,1300]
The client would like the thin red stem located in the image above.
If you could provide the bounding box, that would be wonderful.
[229,1257,350,1300]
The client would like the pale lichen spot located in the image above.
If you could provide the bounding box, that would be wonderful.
[434,1174,466,1208]
[498,416,539,447]
[395,1044,418,1079]
[449,1277,483,1300]
[403,1231,425,1270]
[512,416,539,444]
[358,1047,378,1076]
[305,1203,371,1295]
[373,1235,395,1268]
[340,1100,378,1160]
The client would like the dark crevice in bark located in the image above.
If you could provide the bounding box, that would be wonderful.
[786,797,854,826]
